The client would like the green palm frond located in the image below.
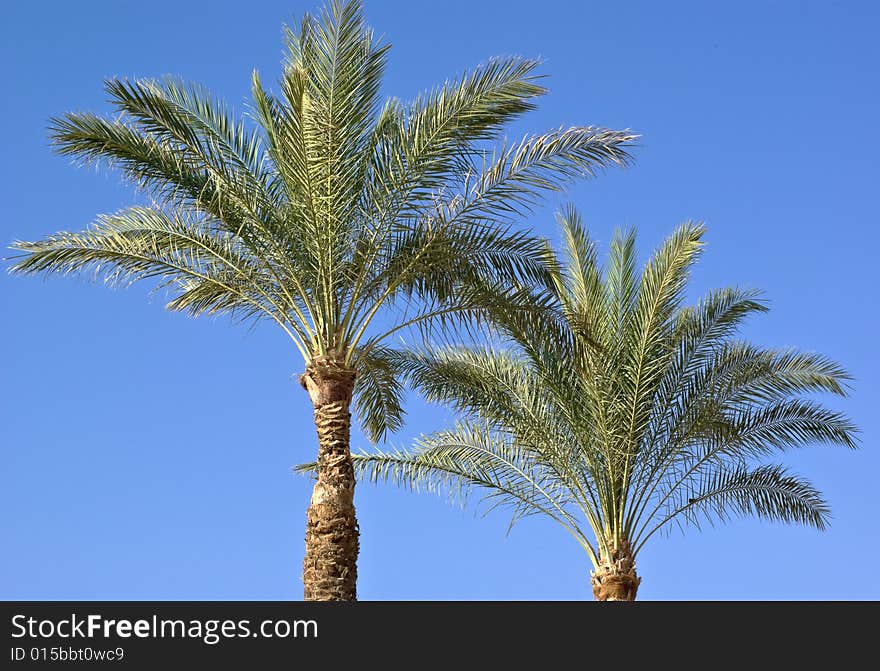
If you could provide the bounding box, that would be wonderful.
[460,126,635,224]
[351,345,406,443]
[556,205,606,346]
[392,56,546,192]
[301,421,595,554]
[48,113,225,218]
[642,464,831,547]
[10,206,312,347]
[103,77,275,220]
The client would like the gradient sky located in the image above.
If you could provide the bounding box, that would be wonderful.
[2,0,877,600]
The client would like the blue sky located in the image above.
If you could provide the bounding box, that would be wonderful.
[2,0,877,600]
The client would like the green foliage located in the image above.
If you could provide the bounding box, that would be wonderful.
[9,0,635,443]
[316,209,859,565]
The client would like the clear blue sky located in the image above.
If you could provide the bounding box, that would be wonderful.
[2,0,877,600]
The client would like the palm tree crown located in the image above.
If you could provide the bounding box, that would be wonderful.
[9,0,635,600]
[11,0,633,441]
[337,206,858,600]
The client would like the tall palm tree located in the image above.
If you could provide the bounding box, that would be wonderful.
[8,2,635,600]
[333,206,858,600]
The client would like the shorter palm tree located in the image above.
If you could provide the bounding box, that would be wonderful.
[306,207,859,600]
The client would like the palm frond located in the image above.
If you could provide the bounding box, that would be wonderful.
[48,113,225,218]
[101,77,274,220]
[556,205,607,347]
[457,126,636,225]
[351,345,406,443]
[9,207,297,331]
[622,223,706,444]
[340,422,587,539]
[641,464,831,549]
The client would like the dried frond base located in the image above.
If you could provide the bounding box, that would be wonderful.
[591,549,641,601]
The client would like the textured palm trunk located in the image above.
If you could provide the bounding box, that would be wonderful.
[300,354,358,601]
[591,542,641,601]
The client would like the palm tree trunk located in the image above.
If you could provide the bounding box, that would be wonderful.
[591,542,641,601]
[300,355,359,601]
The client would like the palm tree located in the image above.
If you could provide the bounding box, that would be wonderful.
[333,206,858,600]
[8,2,635,600]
